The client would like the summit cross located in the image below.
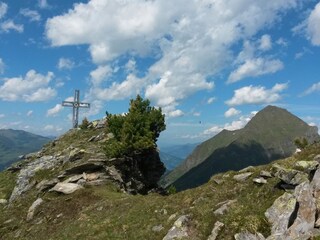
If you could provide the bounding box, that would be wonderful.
[62,90,90,128]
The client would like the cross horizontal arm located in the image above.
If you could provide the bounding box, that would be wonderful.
[79,103,90,108]
[62,101,74,107]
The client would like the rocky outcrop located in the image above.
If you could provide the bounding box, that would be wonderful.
[49,182,83,194]
[163,215,191,240]
[26,198,43,222]
[207,221,224,240]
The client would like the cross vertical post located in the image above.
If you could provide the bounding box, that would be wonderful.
[62,90,90,128]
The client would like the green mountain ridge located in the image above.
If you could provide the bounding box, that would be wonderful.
[163,105,320,190]
[0,129,51,171]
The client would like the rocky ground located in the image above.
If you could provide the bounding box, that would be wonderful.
[1,120,320,239]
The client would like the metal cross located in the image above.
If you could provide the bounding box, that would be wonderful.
[62,90,90,128]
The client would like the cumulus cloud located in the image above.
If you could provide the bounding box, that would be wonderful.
[204,111,257,136]
[1,20,23,33]
[0,113,4,118]
[207,97,216,104]
[301,82,320,96]
[226,83,288,106]
[225,108,241,118]
[259,34,272,51]
[307,2,320,46]
[57,58,75,70]
[45,0,302,112]
[227,58,284,83]
[90,65,112,86]
[0,70,56,102]
[166,109,184,118]
[0,2,7,19]
[20,8,41,22]
[47,104,63,117]
[38,0,49,9]
[27,110,33,117]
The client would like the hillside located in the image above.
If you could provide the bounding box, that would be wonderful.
[0,129,51,171]
[163,105,320,190]
[1,120,320,239]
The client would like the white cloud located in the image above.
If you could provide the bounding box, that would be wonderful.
[1,20,23,33]
[207,97,216,104]
[57,58,75,70]
[226,83,288,106]
[204,111,257,136]
[225,108,241,118]
[90,65,112,86]
[0,70,56,102]
[47,104,63,117]
[301,82,320,96]
[20,8,41,22]
[166,109,184,118]
[259,34,272,51]
[0,2,7,19]
[0,113,4,118]
[45,0,302,112]
[227,58,284,83]
[27,110,33,117]
[38,0,49,9]
[0,58,4,74]
[125,59,136,73]
[276,38,288,47]
[307,2,320,46]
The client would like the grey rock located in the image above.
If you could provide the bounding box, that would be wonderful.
[50,182,83,194]
[313,154,320,162]
[36,178,59,192]
[0,199,8,204]
[152,225,164,232]
[233,172,253,182]
[234,232,265,240]
[253,177,267,184]
[26,198,43,222]
[260,171,272,178]
[63,174,83,183]
[265,192,296,235]
[295,161,318,173]
[68,148,85,162]
[96,118,107,129]
[239,166,255,173]
[106,166,123,183]
[214,200,236,216]
[9,155,59,202]
[163,215,190,240]
[273,165,309,185]
[286,182,316,239]
[212,178,224,185]
[207,221,224,240]
[65,162,104,175]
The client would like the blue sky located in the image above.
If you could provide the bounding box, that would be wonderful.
[0,0,320,146]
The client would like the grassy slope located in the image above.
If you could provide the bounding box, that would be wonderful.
[2,142,320,239]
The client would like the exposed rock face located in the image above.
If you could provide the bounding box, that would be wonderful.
[265,192,297,235]
[163,215,191,240]
[273,164,309,186]
[234,232,265,240]
[207,221,224,240]
[50,182,83,194]
[233,172,253,182]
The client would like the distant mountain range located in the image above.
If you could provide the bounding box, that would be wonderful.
[162,105,320,191]
[0,129,51,171]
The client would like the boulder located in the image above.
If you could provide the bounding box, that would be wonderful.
[152,225,164,232]
[286,182,316,239]
[234,232,265,240]
[26,198,43,222]
[295,161,318,173]
[207,221,224,240]
[63,174,83,183]
[273,165,309,186]
[68,148,86,162]
[233,172,253,182]
[260,171,272,178]
[253,177,267,184]
[265,192,296,235]
[239,166,255,173]
[163,215,190,240]
[50,182,83,194]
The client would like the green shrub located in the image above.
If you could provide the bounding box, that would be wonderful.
[167,185,177,195]
[80,117,90,129]
[105,95,165,158]
[294,137,309,149]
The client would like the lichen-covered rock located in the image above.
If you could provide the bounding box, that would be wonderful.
[68,148,86,162]
[163,215,191,240]
[260,170,272,178]
[0,199,8,204]
[265,192,296,235]
[214,200,236,216]
[273,165,309,185]
[253,177,267,184]
[286,182,316,239]
[36,178,59,192]
[295,161,318,173]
